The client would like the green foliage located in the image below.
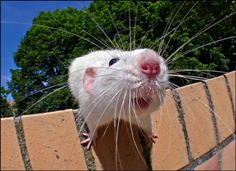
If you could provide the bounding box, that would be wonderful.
[8,1,236,115]
[1,87,14,117]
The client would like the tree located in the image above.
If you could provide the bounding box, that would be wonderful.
[1,87,14,117]
[8,1,236,115]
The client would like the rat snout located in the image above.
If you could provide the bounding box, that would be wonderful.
[140,60,160,80]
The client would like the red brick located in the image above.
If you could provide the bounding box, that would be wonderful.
[206,75,235,142]
[221,140,235,170]
[22,109,87,170]
[177,82,216,159]
[194,153,219,170]
[225,71,235,109]
[194,140,235,170]
[151,90,189,170]
[1,118,24,170]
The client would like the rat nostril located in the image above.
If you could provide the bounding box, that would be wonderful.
[141,62,160,79]
[141,65,149,71]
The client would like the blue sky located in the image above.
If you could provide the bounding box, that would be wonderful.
[1,1,92,100]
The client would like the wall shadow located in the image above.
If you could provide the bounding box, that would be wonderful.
[92,120,152,170]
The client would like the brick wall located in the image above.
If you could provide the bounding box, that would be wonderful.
[1,71,235,170]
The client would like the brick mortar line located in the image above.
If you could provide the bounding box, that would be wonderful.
[171,89,194,163]
[223,75,236,119]
[72,109,96,171]
[202,81,222,170]
[180,132,236,170]
[14,116,32,171]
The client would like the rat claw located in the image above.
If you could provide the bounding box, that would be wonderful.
[80,131,97,150]
[81,137,93,150]
[81,138,90,145]
[150,134,158,143]
[82,132,89,136]
[81,136,93,150]
[86,139,93,150]
[143,131,158,144]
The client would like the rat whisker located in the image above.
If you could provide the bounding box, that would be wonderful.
[130,92,146,137]
[77,87,112,134]
[165,12,236,64]
[127,88,147,166]
[182,36,236,57]
[105,7,123,49]
[88,87,123,149]
[115,85,128,170]
[79,84,112,113]
[168,82,179,90]
[158,1,186,55]
[19,85,68,116]
[100,121,112,142]
[169,82,199,124]
[114,89,124,128]
[168,73,209,81]
[139,1,181,49]
[160,1,198,56]
[82,29,113,50]
[1,21,106,50]
[83,11,117,49]
[133,4,138,50]
[168,69,226,81]
[129,1,132,51]
[147,25,178,51]
[169,69,226,74]
[150,1,182,52]
[170,81,234,138]
[17,82,68,103]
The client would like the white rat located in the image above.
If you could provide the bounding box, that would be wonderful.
[68,48,168,149]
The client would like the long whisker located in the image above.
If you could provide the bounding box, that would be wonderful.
[82,30,112,50]
[89,88,123,148]
[133,4,138,49]
[1,21,105,50]
[106,7,123,49]
[170,81,234,135]
[77,87,113,135]
[168,69,226,80]
[165,12,236,64]
[129,1,132,51]
[18,82,67,102]
[83,11,117,49]
[115,84,128,170]
[168,69,226,74]
[19,85,68,116]
[182,36,236,56]
[130,91,146,138]
[168,73,209,81]
[160,1,198,56]
[158,1,186,54]
[148,1,182,50]
[128,88,147,166]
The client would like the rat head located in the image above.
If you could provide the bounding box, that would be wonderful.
[68,48,168,119]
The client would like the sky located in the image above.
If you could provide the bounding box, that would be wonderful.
[1,1,92,100]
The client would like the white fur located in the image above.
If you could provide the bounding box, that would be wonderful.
[68,48,168,137]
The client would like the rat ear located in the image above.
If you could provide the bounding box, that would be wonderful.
[84,67,97,95]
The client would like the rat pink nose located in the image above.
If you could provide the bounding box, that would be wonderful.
[140,62,160,79]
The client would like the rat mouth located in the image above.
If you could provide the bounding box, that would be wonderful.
[131,97,151,110]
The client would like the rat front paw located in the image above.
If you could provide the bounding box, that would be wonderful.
[81,131,97,150]
[143,131,158,144]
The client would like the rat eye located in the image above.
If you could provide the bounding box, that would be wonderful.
[109,58,120,66]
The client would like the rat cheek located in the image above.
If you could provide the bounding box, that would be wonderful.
[84,67,97,95]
